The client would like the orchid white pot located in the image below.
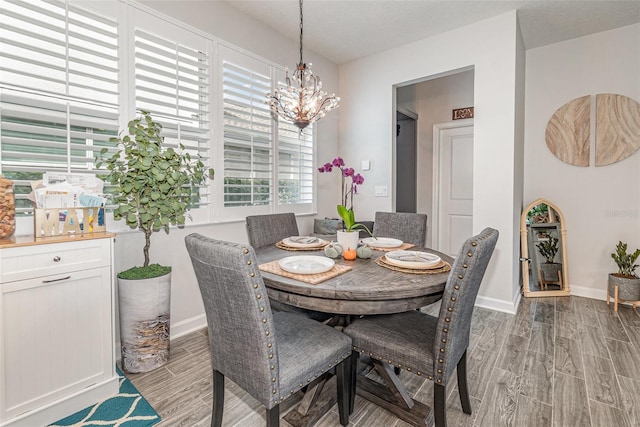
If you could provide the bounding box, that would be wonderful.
[118,272,171,373]
[336,230,360,252]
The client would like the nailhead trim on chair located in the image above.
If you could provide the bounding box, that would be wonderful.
[433,241,475,385]
[433,231,496,386]
[284,351,352,399]
[243,246,285,406]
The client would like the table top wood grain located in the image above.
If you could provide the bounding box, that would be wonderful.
[256,246,453,315]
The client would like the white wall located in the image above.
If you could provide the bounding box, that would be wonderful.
[524,23,640,300]
[339,12,524,313]
[513,20,526,304]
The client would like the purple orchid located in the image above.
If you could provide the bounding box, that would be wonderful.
[318,157,365,210]
[318,162,333,173]
[318,157,370,234]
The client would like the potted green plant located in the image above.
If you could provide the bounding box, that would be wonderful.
[536,236,562,283]
[608,241,640,311]
[97,111,213,373]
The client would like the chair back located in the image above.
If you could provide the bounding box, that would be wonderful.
[373,211,428,247]
[433,227,498,384]
[246,213,299,248]
[185,233,280,408]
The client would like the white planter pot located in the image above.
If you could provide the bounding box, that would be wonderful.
[336,230,360,251]
[118,272,171,373]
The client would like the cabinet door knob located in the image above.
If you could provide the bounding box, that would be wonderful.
[53,256,61,262]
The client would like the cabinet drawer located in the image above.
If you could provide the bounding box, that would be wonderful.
[0,238,111,283]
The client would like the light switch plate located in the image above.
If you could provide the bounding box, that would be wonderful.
[361,160,371,171]
[374,186,388,197]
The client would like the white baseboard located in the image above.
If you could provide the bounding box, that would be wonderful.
[475,294,517,314]
[569,284,607,301]
[170,314,207,339]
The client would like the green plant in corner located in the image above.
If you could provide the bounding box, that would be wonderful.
[611,241,640,278]
[97,111,214,279]
[536,236,559,263]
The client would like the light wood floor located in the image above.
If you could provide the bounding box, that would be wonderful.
[125,296,640,426]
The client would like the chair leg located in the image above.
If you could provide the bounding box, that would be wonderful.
[434,383,446,427]
[350,351,359,415]
[266,405,279,427]
[336,357,350,426]
[212,370,224,427]
[456,350,472,414]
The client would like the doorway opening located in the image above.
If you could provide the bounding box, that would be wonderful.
[394,68,474,248]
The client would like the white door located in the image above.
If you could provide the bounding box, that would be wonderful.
[433,120,474,256]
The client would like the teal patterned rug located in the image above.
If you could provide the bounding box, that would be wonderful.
[49,367,160,427]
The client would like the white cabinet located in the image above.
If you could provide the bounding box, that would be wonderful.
[0,234,119,427]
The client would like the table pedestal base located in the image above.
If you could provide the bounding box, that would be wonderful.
[283,374,337,427]
[357,376,433,427]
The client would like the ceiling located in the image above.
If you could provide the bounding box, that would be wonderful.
[221,0,640,64]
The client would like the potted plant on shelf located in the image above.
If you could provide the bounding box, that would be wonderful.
[97,111,213,373]
[607,241,640,311]
[318,157,372,251]
[536,236,562,285]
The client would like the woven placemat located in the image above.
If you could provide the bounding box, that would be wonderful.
[375,255,451,275]
[275,240,329,251]
[259,260,352,284]
[368,242,415,252]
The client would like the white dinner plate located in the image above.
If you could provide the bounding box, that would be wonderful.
[384,250,441,269]
[278,256,335,275]
[361,237,403,248]
[282,236,327,248]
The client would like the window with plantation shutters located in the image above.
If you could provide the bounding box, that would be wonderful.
[133,27,211,208]
[278,121,313,205]
[0,0,119,215]
[221,46,315,212]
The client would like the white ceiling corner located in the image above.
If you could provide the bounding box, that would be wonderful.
[219,0,640,64]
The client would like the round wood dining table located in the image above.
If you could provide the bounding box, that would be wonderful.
[255,245,454,316]
[256,245,454,427]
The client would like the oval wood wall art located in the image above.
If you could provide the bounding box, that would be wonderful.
[595,94,640,166]
[545,95,590,166]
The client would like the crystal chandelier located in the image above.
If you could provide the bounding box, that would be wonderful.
[266,0,339,130]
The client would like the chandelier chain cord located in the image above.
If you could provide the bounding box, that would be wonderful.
[299,0,304,65]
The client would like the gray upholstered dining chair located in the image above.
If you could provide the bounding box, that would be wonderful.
[245,213,331,321]
[373,211,428,247]
[344,227,498,427]
[246,213,298,249]
[185,234,353,427]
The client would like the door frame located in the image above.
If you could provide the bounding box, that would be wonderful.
[431,118,474,252]
[395,108,418,213]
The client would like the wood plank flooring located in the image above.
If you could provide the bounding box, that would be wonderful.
[124,296,640,426]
